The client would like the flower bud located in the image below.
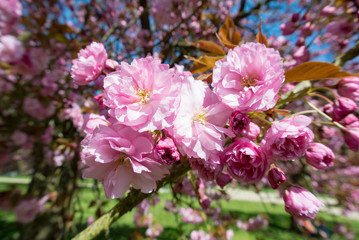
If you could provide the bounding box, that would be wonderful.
[342,127,359,152]
[154,138,180,165]
[283,186,324,220]
[333,97,357,121]
[305,143,335,169]
[240,122,260,141]
[337,77,359,101]
[280,22,296,36]
[323,103,333,117]
[222,138,268,182]
[291,13,300,22]
[216,172,232,188]
[341,114,358,126]
[268,167,286,189]
[229,111,250,135]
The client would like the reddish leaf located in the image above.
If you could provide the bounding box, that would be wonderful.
[192,40,226,55]
[256,19,268,47]
[219,15,241,45]
[284,61,359,83]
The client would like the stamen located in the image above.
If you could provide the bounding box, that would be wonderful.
[241,73,259,87]
[115,154,130,170]
[135,88,152,104]
[193,109,208,124]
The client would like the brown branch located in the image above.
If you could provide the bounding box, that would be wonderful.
[72,160,191,240]
[234,0,272,23]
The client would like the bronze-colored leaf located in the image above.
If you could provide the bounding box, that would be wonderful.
[192,40,225,55]
[215,32,238,50]
[272,109,290,116]
[190,61,211,74]
[196,73,213,84]
[185,55,224,68]
[256,19,268,47]
[284,61,359,83]
[219,15,241,45]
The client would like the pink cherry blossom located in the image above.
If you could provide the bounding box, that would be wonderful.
[14,195,49,224]
[283,186,324,220]
[179,207,204,223]
[11,130,27,146]
[222,137,268,182]
[168,72,232,160]
[305,143,335,170]
[190,230,211,240]
[23,98,57,120]
[145,223,163,238]
[0,35,25,63]
[71,42,107,85]
[261,115,314,161]
[154,138,180,165]
[81,123,169,199]
[82,113,109,134]
[0,0,22,32]
[104,56,182,132]
[212,42,284,112]
[190,156,223,181]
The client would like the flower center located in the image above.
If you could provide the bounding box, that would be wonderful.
[115,154,130,170]
[193,109,207,124]
[135,88,152,104]
[241,73,259,87]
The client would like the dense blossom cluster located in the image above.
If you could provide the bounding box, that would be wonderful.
[73,37,348,225]
[2,0,359,239]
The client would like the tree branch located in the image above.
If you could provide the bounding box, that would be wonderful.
[72,160,191,240]
[234,0,272,23]
[334,41,359,67]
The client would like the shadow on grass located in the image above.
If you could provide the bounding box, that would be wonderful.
[0,220,20,240]
[73,224,181,240]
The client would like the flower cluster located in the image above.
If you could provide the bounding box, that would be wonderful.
[74,39,343,223]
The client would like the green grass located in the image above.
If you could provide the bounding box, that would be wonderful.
[1,182,358,240]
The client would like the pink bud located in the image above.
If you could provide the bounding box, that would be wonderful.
[199,197,210,210]
[305,143,335,169]
[320,6,337,16]
[333,97,357,121]
[323,103,333,117]
[93,93,105,109]
[222,138,268,182]
[341,114,358,126]
[280,22,296,36]
[87,217,95,226]
[283,186,324,220]
[300,22,313,37]
[240,122,260,141]
[268,167,286,189]
[337,77,359,101]
[291,13,300,22]
[317,126,334,139]
[295,37,305,47]
[105,59,119,71]
[216,172,232,188]
[154,138,180,164]
[342,127,359,152]
[229,111,250,135]
[293,46,310,63]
